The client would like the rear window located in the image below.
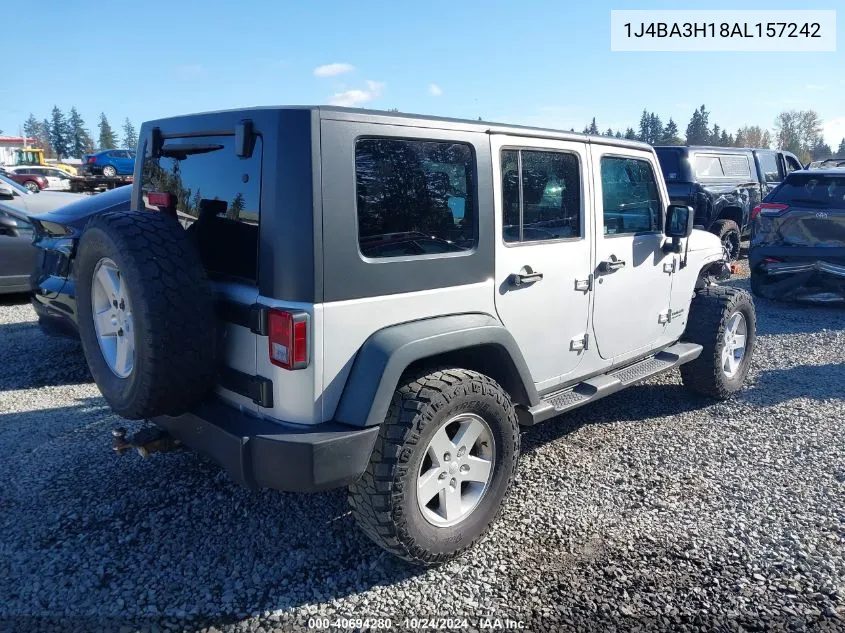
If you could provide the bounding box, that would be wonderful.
[141,135,262,284]
[771,174,845,209]
[655,149,684,181]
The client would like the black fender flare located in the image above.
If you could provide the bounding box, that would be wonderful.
[333,313,539,428]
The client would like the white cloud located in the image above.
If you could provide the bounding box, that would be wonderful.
[806,83,829,91]
[428,83,443,96]
[329,80,385,107]
[313,62,355,77]
[823,117,845,146]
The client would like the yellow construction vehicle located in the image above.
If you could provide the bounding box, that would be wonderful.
[13,148,78,176]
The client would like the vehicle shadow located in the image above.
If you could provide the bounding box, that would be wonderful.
[0,292,33,306]
[1,401,427,628]
[0,319,91,391]
[743,362,845,407]
[520,381,713,454]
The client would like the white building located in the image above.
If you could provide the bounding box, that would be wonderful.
[0,136,38,166]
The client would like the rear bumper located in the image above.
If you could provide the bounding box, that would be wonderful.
[751,248,845,303]
[153,399,380,493]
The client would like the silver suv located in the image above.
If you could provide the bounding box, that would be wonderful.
[58,107,755,564]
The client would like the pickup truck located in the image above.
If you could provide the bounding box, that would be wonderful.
[655,146,803,260]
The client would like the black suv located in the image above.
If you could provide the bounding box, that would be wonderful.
[655,146,803,259]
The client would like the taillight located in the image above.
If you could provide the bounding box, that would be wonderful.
[763,257,782,264]
[751,202,789,220]
[268,309,308,370]
[147,191,173,207]
[86,156,96,164]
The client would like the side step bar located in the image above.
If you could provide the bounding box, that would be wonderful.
[524,342,703,426]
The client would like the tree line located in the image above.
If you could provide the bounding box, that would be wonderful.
[22,108,138,160]
[578,105,845,165]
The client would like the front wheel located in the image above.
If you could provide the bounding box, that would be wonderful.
[680,286,756,399]
[102,165,117,177]
[23,180,40,192]
[712,219,742,262]
[348,368,520,565]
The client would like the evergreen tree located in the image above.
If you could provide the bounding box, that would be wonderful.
[662,118,680,144]
[40,119,55,158]
[227,193,245,220]
[810,139,832,161]
[23,114,39,143]
[98,113,117,150]
[49,106,70,159]
[122,118,138,149]
[604,128,614,137]
[647,113,663,145]
[67,107,94,158]
[711,124,721,146]
[837,138,845,158]
[638,109,649,142]
[685,105,710,145]
[720,130,732,146]
[583,117,598,135]
[615,131,623,139]
[624,127,637,140]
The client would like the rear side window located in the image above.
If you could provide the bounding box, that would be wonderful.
[501,149,581,243]
[655,149,683,181]
[694,155,724,178]
[600,157,661,235]
[355,138,476,259]
[720,155,752,179]
[771,174,845,209]
[757,151,781,183]
[141,135,262,284]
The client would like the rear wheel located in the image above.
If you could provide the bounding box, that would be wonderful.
[23,180,40,192]
[680,286,756,399]
[712,219,742,261]
[348,368,520,565]
[102,165,117,177]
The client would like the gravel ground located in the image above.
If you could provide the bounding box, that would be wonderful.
[1,265,844,633]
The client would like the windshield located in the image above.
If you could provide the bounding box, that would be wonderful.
[0,173,31,195]
[771,174,845,209]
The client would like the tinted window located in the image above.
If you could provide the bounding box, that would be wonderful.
[501,149,581,243]
[785,155,802,173]
[771,174,845,209]
[141,135,262,284]
[694,155,724,178]
[355,138,476,259]
[720,155,752,179]
[655,148,683,181]
[757,151,780,183]
[600,157,661,235]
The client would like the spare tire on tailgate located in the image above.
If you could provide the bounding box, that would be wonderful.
[76,211,217,419]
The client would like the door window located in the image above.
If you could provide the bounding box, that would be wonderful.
[757,151,780,183]
[600,157,661,235]
[501,149,581,243]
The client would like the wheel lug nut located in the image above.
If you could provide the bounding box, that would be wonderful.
[450,478,457,488]
[457,446,466,458]
[460,464,470,473]
[443,452,451,461]
[438,472,447,480]
[112,300,118,308]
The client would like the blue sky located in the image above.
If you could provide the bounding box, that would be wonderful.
[2,0,843,146]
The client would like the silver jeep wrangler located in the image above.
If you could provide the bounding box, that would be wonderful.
[67,107,754,564]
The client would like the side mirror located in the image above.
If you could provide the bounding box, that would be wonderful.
[0,214,20,237]
[0,185,14,201]
[665,204,695,238]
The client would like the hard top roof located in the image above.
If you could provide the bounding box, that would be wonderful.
[143,105,654,151]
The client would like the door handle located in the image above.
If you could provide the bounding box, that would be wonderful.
[509,267,544,286]
[598,257,626,273]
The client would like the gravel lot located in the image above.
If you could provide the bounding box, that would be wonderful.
[1,265,843,632]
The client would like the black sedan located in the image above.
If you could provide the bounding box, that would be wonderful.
[30,185,132,335]
[750,170,845,303]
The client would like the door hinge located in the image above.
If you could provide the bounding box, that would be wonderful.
[663,259,677,274]
[574,275,592,292]
[657,309,671,324]
[570,333,589,351]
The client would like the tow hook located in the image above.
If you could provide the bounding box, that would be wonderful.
[112,427,181,458]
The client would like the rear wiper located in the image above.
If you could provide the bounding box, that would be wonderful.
[160,143,224,159]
